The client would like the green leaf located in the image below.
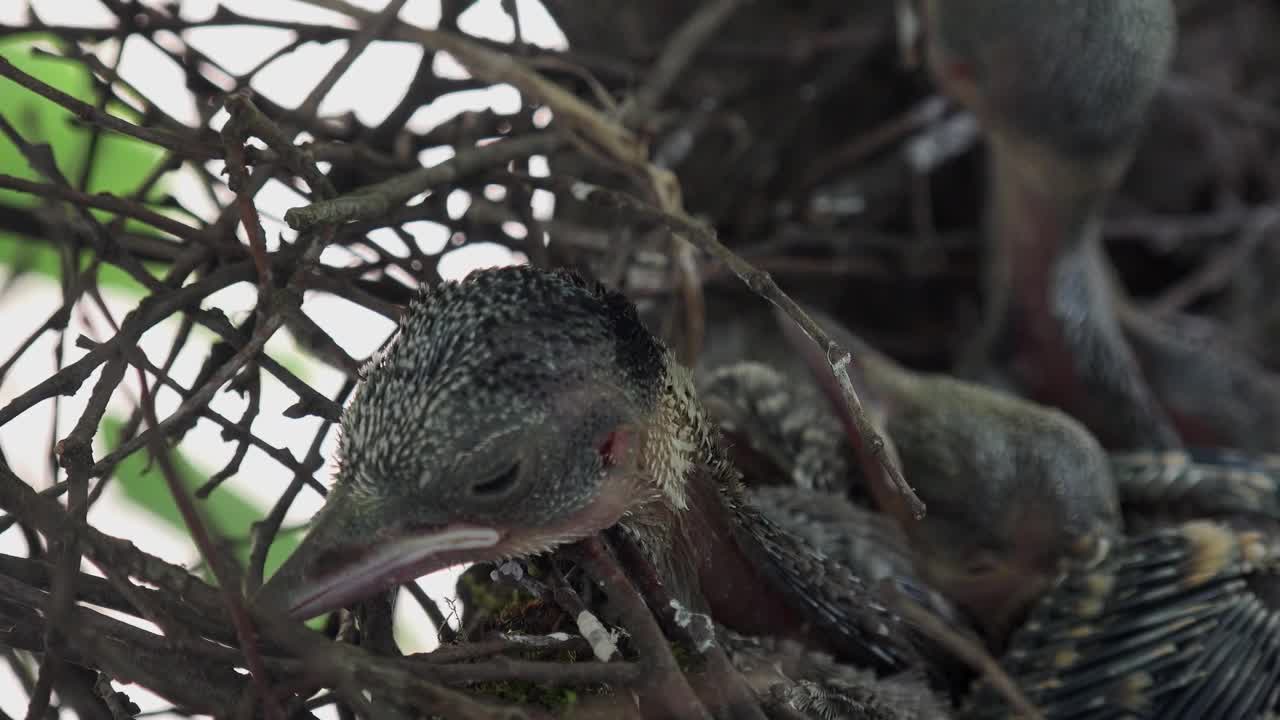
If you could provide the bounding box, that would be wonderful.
[101,416,301,584]
[0,231,156,293]
[0,35,182,292]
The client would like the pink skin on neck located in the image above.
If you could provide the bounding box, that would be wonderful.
[678,470,807,639]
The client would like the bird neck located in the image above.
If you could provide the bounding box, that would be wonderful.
[986,143,1110,312]
[623,357,907,668]
[632,355,728,514]
[979,143,1180,449]
[625,354,787,621]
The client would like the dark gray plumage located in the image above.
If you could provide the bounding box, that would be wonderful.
[923,0,1176,162]
[702,299,1123,649]
[723,632,952,720]
[701,361,853,495]
[926,0,1280,456]
[966,521,1280,720]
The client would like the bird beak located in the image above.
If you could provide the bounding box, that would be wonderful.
[256,486,501,620]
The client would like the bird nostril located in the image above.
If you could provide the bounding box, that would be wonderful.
[469,463,521,498]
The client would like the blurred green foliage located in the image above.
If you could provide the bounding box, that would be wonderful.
[0,33,174,293]
[3,35,321,574]
[101,416,304,583]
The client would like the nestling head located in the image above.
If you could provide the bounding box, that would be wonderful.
[260,266,671,619]
[924,0,1176,195]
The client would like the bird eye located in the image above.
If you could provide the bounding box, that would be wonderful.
[469,463,521,498]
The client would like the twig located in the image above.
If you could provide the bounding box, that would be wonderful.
[0,55,223,159]
[283,133,563,230]
[245,379,351,592]
[611,532,769,720]
[619,0,745,127]
[220,90,338,201]
[93,673,139,720]
[295,0,646,166]
[0,174,207,245]
[881,583,1043,720]
[220,92,274,292]
[131,366,284,720]
[1147,206,1280,315]
[418,633,590,664]
[296,0,411,121]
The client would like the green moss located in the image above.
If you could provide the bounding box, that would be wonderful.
[457,566,528,615]
[669,641,694,671]
[470,680,584,712]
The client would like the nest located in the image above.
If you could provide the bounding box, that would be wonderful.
[0,0,1278,717]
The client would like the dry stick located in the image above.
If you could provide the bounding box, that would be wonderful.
[611,533,768,720]
[0,174,206,245]
[220,91,338,202]
[295,0,644,167]
[0,553,231,646]
[881,583,1043,720]
[1,48,390,171]
[80,337,318,494]
[0,461,251,714]
[283,133,563,230]
[32,279,138,720]
[245,379,352,593]
[0,576,249,713]
[185,306,343,422]
[553,176,925,518]
[0,465,227,620]
[0,262,255,429]
[220,97,274,291]
[569,538,712,720]
[400,580,459,646]
[548,565,618,662]
[619,0,745,127]
[617,0,745,364]
[93,672,138,720]
[404,653,641,687]
[0,115,171,298]
[131,367,285,720]
[246,603,516,720]
[0,55,224,160]
[416,633,591,664]
[297,0,411,121]
[90,305,294,472]
[797,97,944,193]
[197,369,263,497]
[1147,206,1280,315]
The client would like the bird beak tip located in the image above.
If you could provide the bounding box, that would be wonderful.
[257,524,504,621]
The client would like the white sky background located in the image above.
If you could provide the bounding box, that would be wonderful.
[0,0,568,716]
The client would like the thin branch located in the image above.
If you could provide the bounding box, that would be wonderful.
[0,174,208,246]
[0,55,223,159]
[284,133,563,230]
[131,365,283,719]
[568,538,712,720]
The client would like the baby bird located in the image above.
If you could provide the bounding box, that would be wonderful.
[699,298,1122,650]
[699,317,1280,718]
[258,266,925,690]
[922,0,1180,452]
[923,0,1280,455]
